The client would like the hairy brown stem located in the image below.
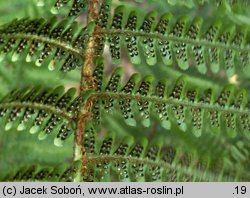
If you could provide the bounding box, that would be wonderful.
[74,0,101,181]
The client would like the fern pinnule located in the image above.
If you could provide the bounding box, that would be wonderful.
[51,0,87,17]
[100,6,250,76]
[108,5,126,64]
[93,0,111,57]
[0,18,95,72]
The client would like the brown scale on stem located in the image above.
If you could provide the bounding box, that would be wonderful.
[81,1,103,91]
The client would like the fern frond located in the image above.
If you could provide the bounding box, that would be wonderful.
[1,161,81,181]
[82,125,243,182]
[90,59,250,138]
[0,86,88,146]
[100,6,250,76]
[0,18,95,72]
[50,0,87,17]
[2,127,248,182]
